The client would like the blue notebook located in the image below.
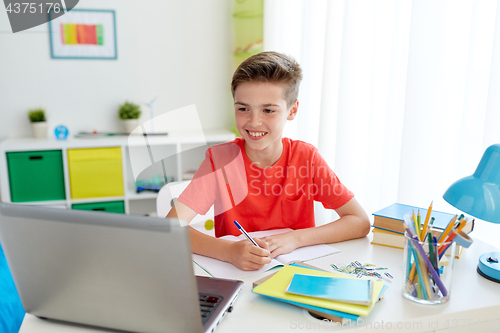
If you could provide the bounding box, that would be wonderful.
[0,243,25,333]
[372,203,460,230]
[286,274,372,306]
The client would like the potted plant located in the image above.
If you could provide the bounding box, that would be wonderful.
[118,101,142,134]
[28,108,48,139]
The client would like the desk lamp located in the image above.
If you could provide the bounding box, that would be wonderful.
[443,144,500,283]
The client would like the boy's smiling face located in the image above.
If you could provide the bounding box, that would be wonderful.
[234,81,298,165]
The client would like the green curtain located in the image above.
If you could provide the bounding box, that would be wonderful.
[233,0,263,68]
[231,0,264,135]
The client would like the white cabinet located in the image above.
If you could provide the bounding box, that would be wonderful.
[0,130,235,215]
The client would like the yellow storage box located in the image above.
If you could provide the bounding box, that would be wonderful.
[68,147,124,199]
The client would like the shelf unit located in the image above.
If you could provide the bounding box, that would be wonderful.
[0,130,235,215]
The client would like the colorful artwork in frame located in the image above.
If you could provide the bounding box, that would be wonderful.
[48,9,117,60]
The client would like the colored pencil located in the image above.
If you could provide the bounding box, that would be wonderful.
[403,221,448,297]
[406,263,417,289]
[433,236,439,276]
[417,210,422,234]
[418,250,432,299]
[406,243,412,277]
[412,247,428,299]
[437,215,458,243]
[428,232,436,271]
[412,210,421,240]
[404,213,418,288]
[438,218,469,257]
[421,201,433,240]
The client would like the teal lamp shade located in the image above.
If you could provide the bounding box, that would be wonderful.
[443,144,500,283]
[443,144,500,223]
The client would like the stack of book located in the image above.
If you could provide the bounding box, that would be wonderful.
[371,203,474,258]
[252,263,386,324]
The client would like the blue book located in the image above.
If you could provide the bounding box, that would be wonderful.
[286,274,372,306]
[372,203,474,232]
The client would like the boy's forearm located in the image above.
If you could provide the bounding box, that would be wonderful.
[189,227,233,262]
[166,201,233,262]
[293,198,370,247]
[293,213,370,247]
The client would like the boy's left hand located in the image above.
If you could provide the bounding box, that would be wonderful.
[262,231,299,259]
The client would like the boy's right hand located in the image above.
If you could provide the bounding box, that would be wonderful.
[228,238,272,271]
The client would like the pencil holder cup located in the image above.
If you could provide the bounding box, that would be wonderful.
[402,232,456,305]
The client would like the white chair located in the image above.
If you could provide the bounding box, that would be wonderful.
[156,181,215,236]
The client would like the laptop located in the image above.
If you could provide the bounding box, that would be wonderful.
[0,203,243,333]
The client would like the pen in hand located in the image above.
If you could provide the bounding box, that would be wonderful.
[234,220,261,248]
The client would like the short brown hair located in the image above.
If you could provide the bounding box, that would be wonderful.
[231,51,303,108]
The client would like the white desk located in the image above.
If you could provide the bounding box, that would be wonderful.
[20,234,500,333]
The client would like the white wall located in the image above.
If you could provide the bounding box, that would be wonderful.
[0,0,234,138]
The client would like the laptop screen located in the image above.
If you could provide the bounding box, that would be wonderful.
[0,203,203,332]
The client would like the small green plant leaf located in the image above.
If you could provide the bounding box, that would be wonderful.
[118,102,142,120]
[28,108,46,122]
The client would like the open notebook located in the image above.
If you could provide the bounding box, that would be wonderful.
[192,229,341,279]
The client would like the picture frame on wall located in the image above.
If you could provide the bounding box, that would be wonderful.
[48,9,117,60]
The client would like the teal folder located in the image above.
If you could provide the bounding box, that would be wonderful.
[286,274,372,306]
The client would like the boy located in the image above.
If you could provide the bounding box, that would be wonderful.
[167,51,370,271]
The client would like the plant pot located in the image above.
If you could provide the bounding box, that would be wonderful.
[122,119,140,134]
[31,122,48,139]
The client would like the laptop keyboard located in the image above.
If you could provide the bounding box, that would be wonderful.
[199,293,222,324]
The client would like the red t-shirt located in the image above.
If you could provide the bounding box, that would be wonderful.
[177,137,354,237]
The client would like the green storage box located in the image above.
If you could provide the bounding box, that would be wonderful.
[7,150,66,202]
[72,200,125,214]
